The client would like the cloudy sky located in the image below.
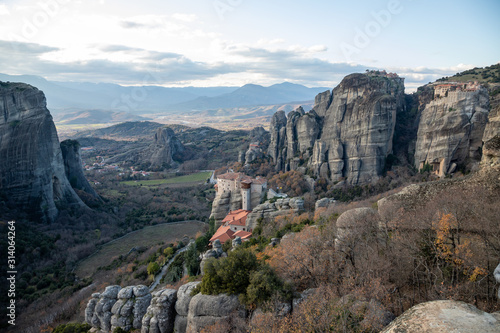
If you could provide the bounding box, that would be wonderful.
[0,0,499,90]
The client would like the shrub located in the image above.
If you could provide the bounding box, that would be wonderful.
[147,262,160,276]
[53,322,91,333]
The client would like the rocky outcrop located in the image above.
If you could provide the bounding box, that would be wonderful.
[482,135,500,169]
[482,83,500,142]
[200,239,226,275]
[494,263,500,300]
[381,300,500,333]
[186,294,244,333]
[60,139,99,198]
[174,282,201,333]
[335,207,380,248]
[85,285,152,332]
[106,127,185,169]
[268,111,288,171]
[414,85,490,176]
[0,82,85,222]
[246,197,304,230]
[141,288,177,333]
[148,127,185,168]
[209,191,231,222]
[315,197,336,210]
[268,72,405,185]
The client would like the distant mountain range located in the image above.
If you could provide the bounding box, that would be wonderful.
[0,73,329,116]
[53,110,151,124]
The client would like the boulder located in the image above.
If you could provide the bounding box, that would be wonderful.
[494,263,500,299]
[246,197,304,230]
[91,285,120,332]
[141,288,177,333]
[381,300,500,333]
[336,207,379,241]
[174,282,201,333]
[186,294,244,333]
[85,285,152,332]
[315,197,335,210]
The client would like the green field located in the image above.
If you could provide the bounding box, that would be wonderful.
[121,171,212,187]
[75,221,207,278]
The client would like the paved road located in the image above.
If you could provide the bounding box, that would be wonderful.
[149,240,194,291]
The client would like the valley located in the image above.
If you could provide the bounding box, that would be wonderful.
[1,64,500,333]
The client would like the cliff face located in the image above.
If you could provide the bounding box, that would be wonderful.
[0,82,84,221]
[149,127,185,168]
[268,73,405,185]
[60,139,99,198]
[414,86,490,175]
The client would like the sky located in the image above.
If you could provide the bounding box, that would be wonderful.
[0,0,499,91]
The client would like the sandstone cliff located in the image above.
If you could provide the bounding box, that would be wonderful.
[106,127,185,169]
[414,85,490,175]
[268,72,405,185]
[0,82,85,222]
[60,139,99,198]
[148,127,185,168]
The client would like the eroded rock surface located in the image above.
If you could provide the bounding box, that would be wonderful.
[268,72,404,185]
[141,288,177,333]
[85,285,152,332]
[246,197,304,230]
[186,294,244,333]
[0,82,85,221]
[381,300,500,333]
[60,139,99,198]
[414,85,490,176]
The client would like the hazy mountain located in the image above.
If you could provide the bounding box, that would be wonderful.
[166,82,329,111]
[0,74,328,115]
[0,73,237,113]
[54,110,151,124]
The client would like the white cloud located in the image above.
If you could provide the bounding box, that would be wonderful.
[0,4,10,15]
[172,13,197,22]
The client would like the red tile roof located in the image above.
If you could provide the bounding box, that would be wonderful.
[222,209,250,227]
[233,230,252,240]
[210,225,235,244]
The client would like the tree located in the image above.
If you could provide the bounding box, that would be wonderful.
[185,243,200,276]
[147,262,160,276]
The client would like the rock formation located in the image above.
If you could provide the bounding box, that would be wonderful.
[335,207,380,249]
[482,83,500,143]
[210,191,232,222]
[174,282,200,333]
[268,72,405,185]
[148,127,185,168]
[0,82,85,222]
[200,239,226,275]
[141,288,177,333]
[414,83,490,176]
[482,135,500,169]
[186,293,245,333]
[85,285,152,332]
[494,263,500,300]
[246,197,304,230]
[381,300,500,333]
[60,139,99,198]
[106,127,185,169]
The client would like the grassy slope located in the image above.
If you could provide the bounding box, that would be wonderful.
[75,221,207,278]
[121,171,212,186]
